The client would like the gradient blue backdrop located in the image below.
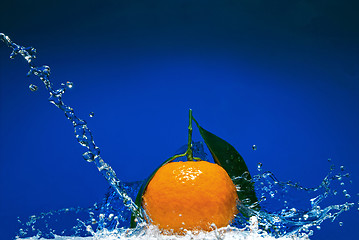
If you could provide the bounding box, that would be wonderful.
[0,1,358,239]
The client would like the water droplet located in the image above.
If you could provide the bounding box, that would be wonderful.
[86,225,93,232]
[272,216,281,223]
[303,214,309,220]
[270,191,275,198]
[339,222,343,227]
[316,226,321,230]
[340,165,345,171]
[29,84,38,92]
[66,81,73,89]
[89,112,94,118]
[83,151,95,162]
[91,219,97,224]
[340,182,345,186]
[257,162,262,171]
[290,208,297,213]
[345,194,351,198]
[108,213,114,221]
[252,145,257,150]
[328,158,332,162]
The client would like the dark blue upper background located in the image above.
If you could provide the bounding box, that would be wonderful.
[0,0,358,239]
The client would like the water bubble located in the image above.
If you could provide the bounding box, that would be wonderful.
[303,214,309,220]
[340,182,345,186]
[316,226,321,230]
[29,84,38,92]
[328,158,332,162]
[252,145,257,150]
[340,166,345,171]
[66,81,73,89]
[345,194,351,198]
[257,162,262,171]
[339,222,343,227]
[89,112,94,118]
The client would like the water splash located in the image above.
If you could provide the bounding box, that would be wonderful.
[0,33,142,221]
[248,163,355,238]
[15,160,356,239]
[2,33,357,239]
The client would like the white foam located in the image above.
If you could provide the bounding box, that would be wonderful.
[20,219,309,240]
[20,229,308,240]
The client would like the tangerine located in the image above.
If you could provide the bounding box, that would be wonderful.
[142,160,238,233]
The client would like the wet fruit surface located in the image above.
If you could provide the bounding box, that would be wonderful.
[142,161,238,233]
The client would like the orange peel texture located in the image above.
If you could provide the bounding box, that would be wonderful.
[142,161,238,233]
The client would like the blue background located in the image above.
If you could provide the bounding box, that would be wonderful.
[0,0,358,239]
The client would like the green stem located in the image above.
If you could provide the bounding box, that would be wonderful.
[187,109,194,161]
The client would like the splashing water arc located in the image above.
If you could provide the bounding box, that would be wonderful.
[0,33,356,240]
[0,33,142,221]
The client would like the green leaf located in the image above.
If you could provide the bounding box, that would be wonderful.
[130,155,179,228]
[192,117,259,208]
